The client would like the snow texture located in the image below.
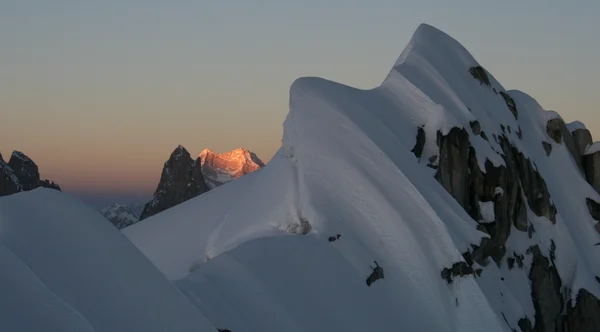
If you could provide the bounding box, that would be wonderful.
[566,120,587,133]
[0,189,216,332]
[478,201,495,223]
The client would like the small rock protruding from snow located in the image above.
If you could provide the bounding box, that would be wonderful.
[365,261,384,286]
[542,141,553,156]
[328,234,341,242]
[468,66,491,86]
[499,91,518,119]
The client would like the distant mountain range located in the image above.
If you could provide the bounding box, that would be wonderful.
[100,202,145,229]
[100,146,264,228]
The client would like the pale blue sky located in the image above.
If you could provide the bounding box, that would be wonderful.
[1,0,599,203]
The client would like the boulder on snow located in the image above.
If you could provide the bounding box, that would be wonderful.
[468,66,491,86]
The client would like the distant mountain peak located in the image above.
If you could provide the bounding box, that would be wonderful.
[100,203,140,229]
[199,148,265,190]
[139,146,265,220]
[0,150,59,196]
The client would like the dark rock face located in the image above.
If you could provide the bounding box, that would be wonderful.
[139,146,209,220]
[529,244,564,332]
[411,127,426,159]
[431,122,600,331]
[435,129,554,265]
[546,118,565,144]
[542,142,552,156]
[499,91,518,119]
[0,153,22,196]
[468,66,491,86]
[546,118,582,172]
[586,198,600,233]
[587,198,600,221]
[0,151,60,197]
[572,129,593,158]
[441,261,474,284]
[564,289,600,332]
[583,151,600,194]
[8,151,42,191]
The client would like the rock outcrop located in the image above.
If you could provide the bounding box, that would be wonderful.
[583,149,600,194]
[572,128,593,157]
[140,146,264,220]
[0,151,60,197]
[546,118,582,172]
[423,67,597,331]
[434,128,554,265]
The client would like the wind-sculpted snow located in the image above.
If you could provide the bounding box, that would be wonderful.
[0,189,216,332]
[125,24,600,331]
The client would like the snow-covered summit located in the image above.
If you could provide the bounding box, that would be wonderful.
[200,148,265,189]
[567,120,587,133]
[125,23,600,332]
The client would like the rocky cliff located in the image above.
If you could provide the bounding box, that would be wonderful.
[0,151,60,197]
[411,63,600,331]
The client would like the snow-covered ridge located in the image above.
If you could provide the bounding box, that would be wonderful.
[200,148,265,189]
[586,142,600,155]
[123,23,600,332]
[567,120,587,133]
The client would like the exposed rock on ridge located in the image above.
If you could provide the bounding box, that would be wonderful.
[410,61,600,331]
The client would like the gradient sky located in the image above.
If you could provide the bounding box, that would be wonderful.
[2,1,599,205]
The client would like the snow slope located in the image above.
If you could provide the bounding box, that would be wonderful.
[125,23,600,332]
[0,189,216,332]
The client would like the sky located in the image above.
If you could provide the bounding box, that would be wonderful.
[2,0,599,206]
